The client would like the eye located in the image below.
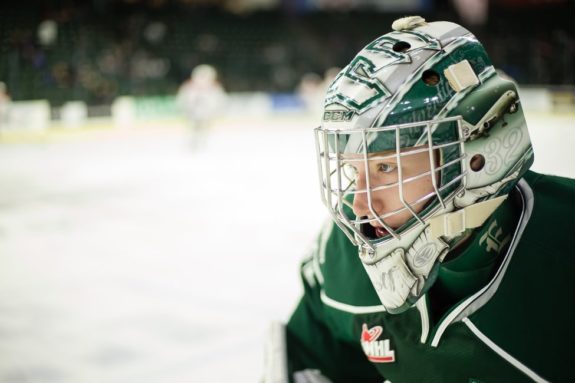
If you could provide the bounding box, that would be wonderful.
[377,163,396,173]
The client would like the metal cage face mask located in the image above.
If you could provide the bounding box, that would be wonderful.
[315,116,466,251]
[312,17,534,314]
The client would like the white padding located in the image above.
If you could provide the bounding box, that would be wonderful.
[263,322,289,383]
[444,60,480,92]
[392,16,427,31]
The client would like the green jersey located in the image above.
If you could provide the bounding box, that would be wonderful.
[286,171,575,383]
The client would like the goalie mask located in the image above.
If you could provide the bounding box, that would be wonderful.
[315,17,533,314]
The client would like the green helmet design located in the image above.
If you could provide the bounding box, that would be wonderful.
[315,16,533,314]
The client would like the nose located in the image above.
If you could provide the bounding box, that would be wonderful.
[352,171,383,218]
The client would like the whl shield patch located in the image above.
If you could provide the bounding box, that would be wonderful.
[360,324,396,363]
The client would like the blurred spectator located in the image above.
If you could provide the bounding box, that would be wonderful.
[296,72,323,114]
[0,1,573,104]
[143,21,167,45]
[321,66,341,92]
[451,0,488,26]
[176,64,226,149]
[37,20,58,47]
[0,82,11,132]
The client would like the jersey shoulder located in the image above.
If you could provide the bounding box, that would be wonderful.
[522,170,575,238]
[307,221,381,307]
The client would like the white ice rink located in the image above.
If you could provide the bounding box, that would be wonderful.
[0,111,573,383]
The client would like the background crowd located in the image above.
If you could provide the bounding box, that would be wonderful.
[0,0,573,109]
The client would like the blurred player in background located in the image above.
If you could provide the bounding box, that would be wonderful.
[297,72,324,116]
[0,82,11,134]
[297,68,343,118]
[320,67,342,94]
[176,64,226,149]
[264,16,575,383]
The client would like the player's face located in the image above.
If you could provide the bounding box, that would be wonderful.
[344,146,437,238]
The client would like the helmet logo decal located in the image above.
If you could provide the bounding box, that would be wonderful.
[325,57,391,114]
[412,243,437,269]
[360,323,396,363]
[365,30,441,64]
[365,36,413,66]
[479,220,511,253]
[324,29,442,115]
[323,109,354,122]
[483,127,525,176]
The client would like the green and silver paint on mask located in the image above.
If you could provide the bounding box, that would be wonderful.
[314,19,533,314]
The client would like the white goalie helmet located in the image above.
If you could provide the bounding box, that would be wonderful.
[315,17,534,314]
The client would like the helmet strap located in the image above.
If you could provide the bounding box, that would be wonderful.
[428,195,507,239]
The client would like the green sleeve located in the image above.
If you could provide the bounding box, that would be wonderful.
[286,258,381,383]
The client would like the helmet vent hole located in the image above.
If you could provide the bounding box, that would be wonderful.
[422,70,440,86]
[470,154,485,172]
[392,41,411,53]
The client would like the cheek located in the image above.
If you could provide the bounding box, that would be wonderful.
[369,173,397,191]
[404,170,435,201]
